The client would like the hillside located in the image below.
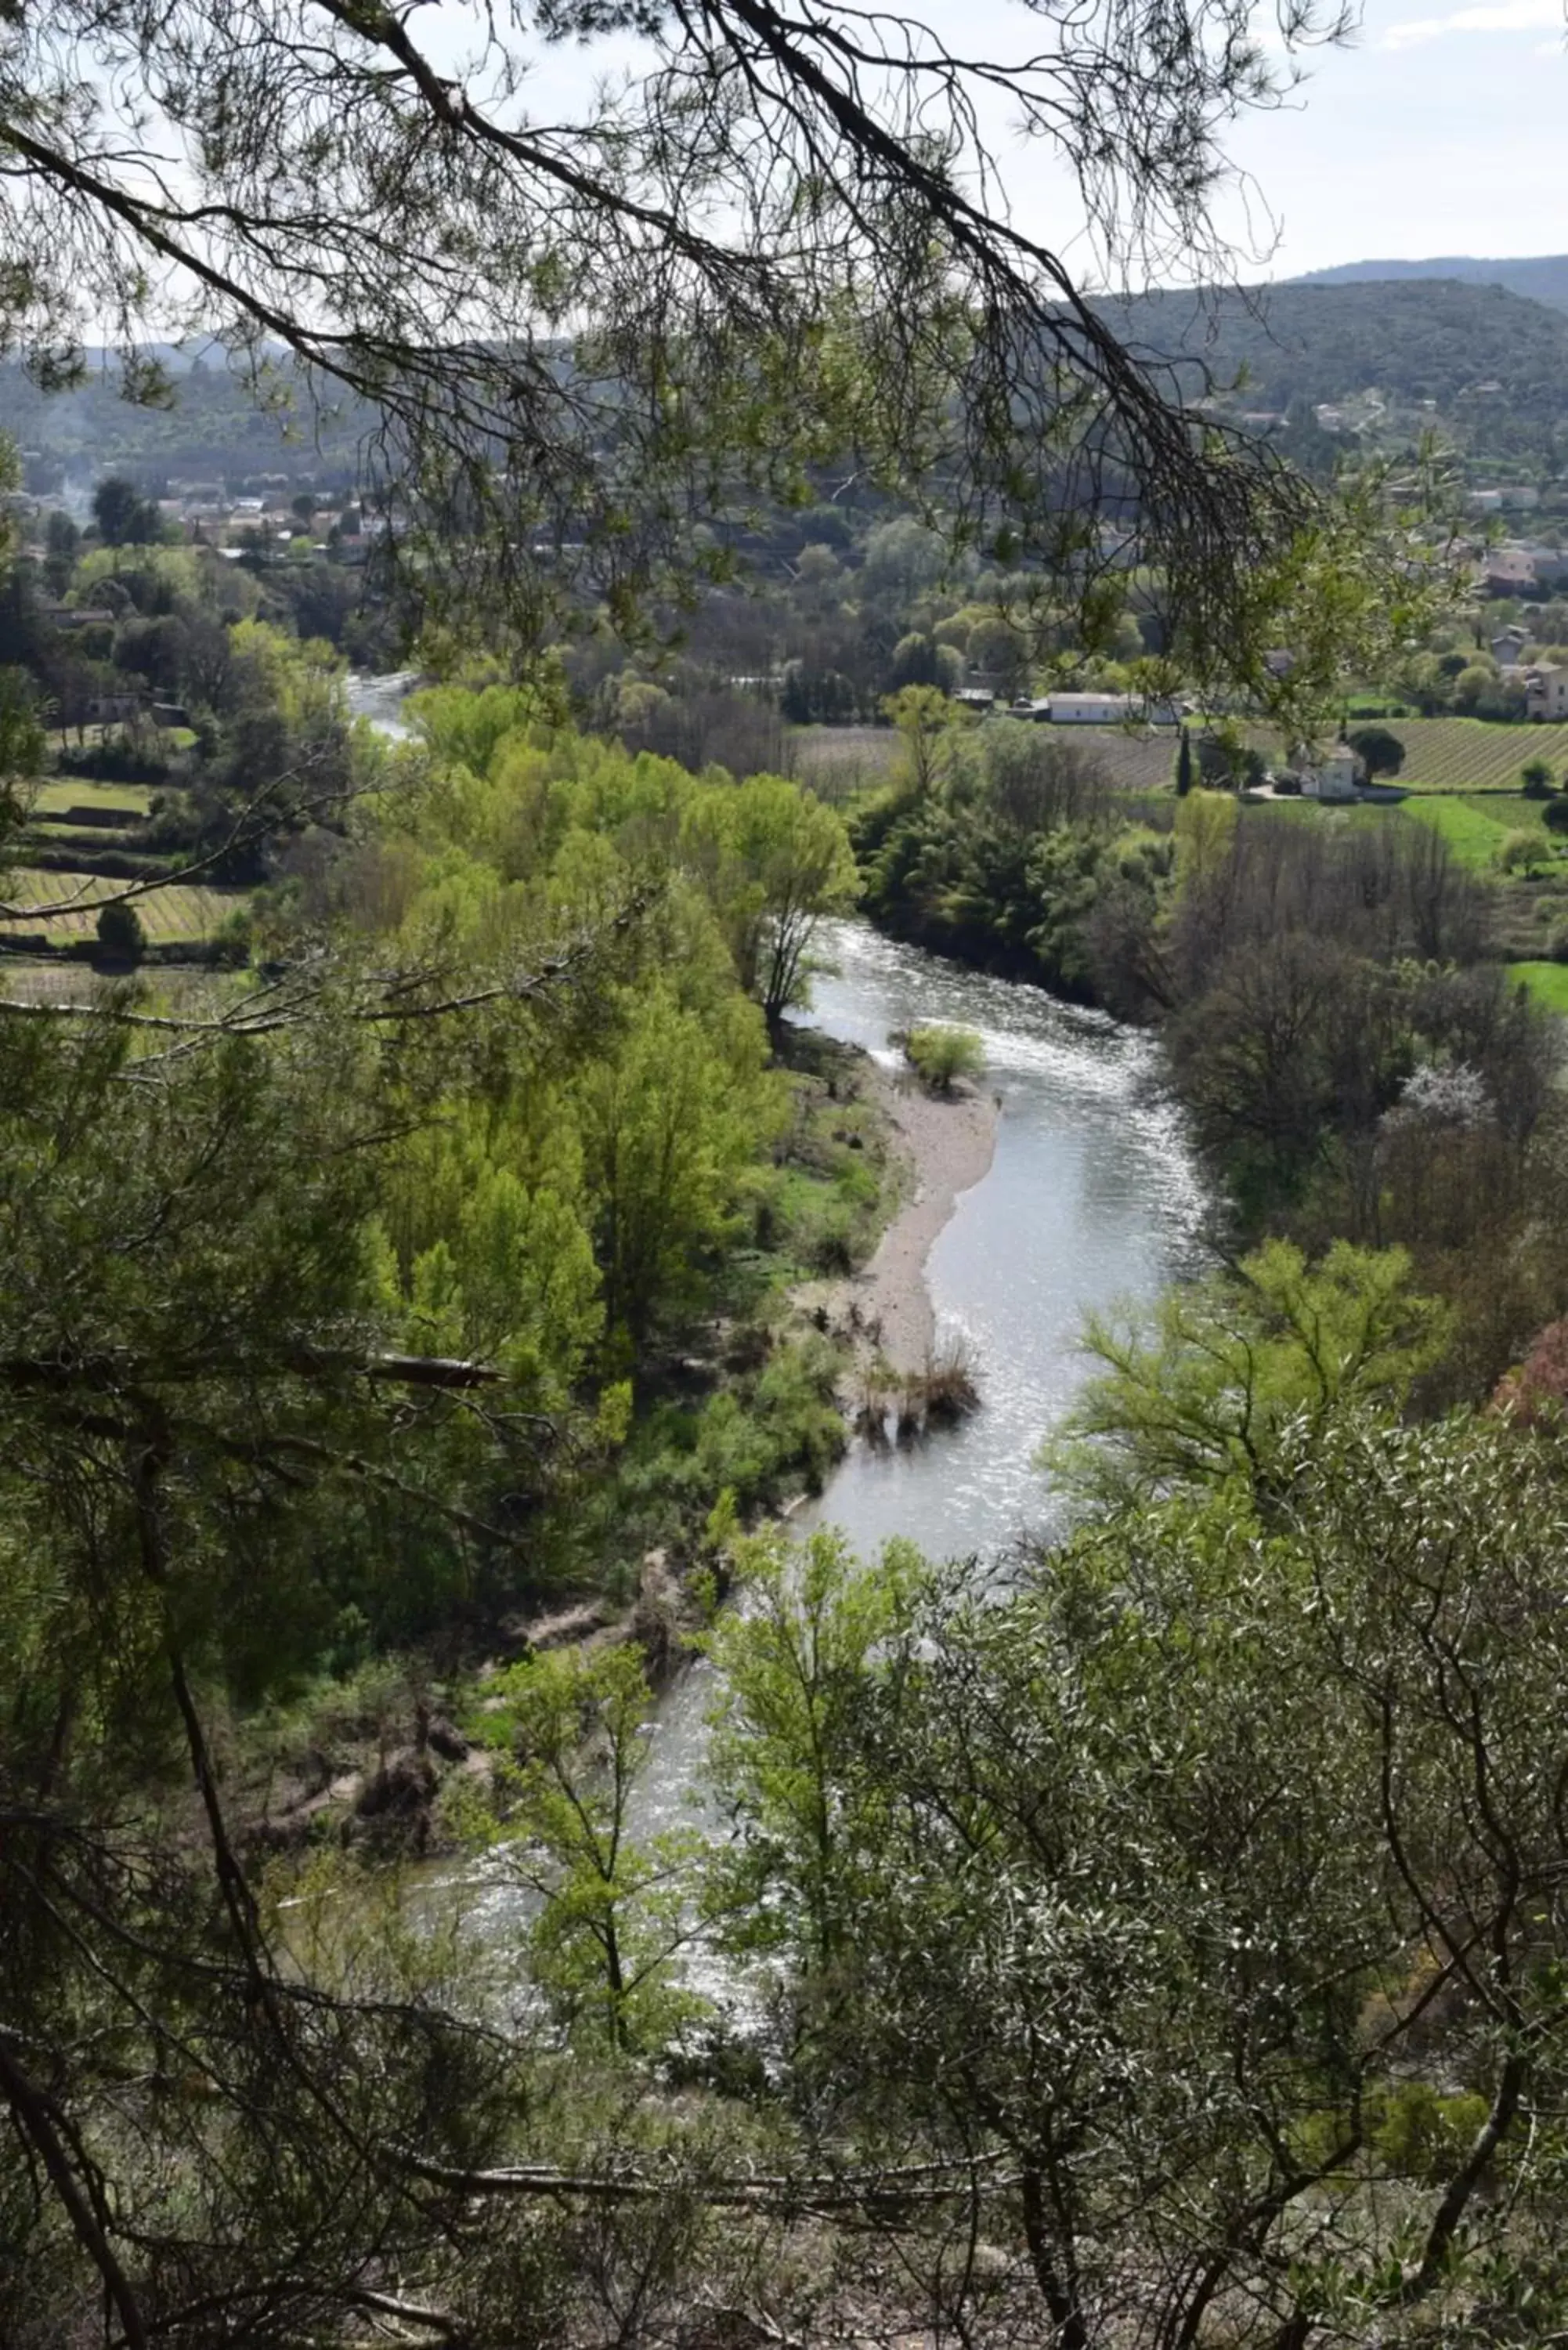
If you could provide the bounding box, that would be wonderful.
[1294,253,1568,313]
[7,353,371,497]
[1097,277,1568,465]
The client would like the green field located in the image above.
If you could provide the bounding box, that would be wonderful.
[1402,794,1564,874]
[0,867,236,943]
[31,778,154,817]
[1508,960,1568,1011]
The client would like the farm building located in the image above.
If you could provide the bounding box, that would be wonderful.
[1298,744,1361,802]
[1526,666,1568,721]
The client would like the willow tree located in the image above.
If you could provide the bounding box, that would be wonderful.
[3,0,1352,667]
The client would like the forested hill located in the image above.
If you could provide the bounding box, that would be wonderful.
[1096,276,1568,454]
[16,277,1568,497]
[1294,252,1568,312]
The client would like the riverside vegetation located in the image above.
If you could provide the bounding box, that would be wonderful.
[9,500,1568,2350]
[13,2,1568,2341]
[12,642,1568,2345]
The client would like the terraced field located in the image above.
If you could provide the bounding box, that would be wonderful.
[32,778,154,815]
[0,868,236,942]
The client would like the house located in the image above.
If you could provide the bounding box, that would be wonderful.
[41,602,117,634]
[1298,743,1360,802]
[1526,665,1568,720]
[1045,692,1180,726]
[1483,547,1539,595]
[86,694,143,727]
[1491,625,1530,666]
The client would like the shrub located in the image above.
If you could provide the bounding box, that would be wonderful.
[1545,795,1568,835]
[1372,2083,1491,2186]
[919,1336,981,1423]
[95,898,146,962]
[1552,925,1568,964]
[904,1023,985,1094]
[1496,828,1543,874]
[1522,756,1557,797]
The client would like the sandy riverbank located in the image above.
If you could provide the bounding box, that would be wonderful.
[807,1060,999,1379]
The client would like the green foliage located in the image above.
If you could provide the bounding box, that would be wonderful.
[700,1525,923,1970]
[1497,824,1546,873]
[903,1021,985,1093]
[1049,1239,1454,1506]
[93,895,146,961]
[705,1403,1568,2341]
[573,982,780,1358]
[477,1643,700,2052]
[1348,723,1407,779]
[681,771,858,1026]
[854,716,1155,1001]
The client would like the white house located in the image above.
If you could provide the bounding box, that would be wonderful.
[1298,743,1361,802]
[1046,692,1180,725]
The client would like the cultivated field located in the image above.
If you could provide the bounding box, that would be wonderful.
[1402,794,1566,873]
[0,867,237,942]
[1384,719,1565,794]
[786,725,899,801]
[787,721,1181,799]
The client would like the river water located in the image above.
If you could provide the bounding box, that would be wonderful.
[620,917,1209,1854]
[345,679,1209,1915]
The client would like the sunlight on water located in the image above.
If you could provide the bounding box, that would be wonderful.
[627,919,1209,1870]
[406,908,1210,1977]
[793,920,1208,1560]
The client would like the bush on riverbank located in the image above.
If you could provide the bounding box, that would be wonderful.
[904,1021,985,1093]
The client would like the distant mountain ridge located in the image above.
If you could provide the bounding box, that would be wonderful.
[1292,255,1568,314]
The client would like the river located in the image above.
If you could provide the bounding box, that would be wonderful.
[621,916,1209,1856]
[345,679,1210,1914]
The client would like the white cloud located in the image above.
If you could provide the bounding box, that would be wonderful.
[1381,0,1563,49]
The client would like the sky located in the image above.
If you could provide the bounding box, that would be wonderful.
[500,0,1568,291]
[1215,0,1568,277]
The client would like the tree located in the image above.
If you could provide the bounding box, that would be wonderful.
[1348,722,1407,779]
[701,1526,924,1975]
[573,983,775,1355]
[1174,721,1193,795]
[1496,826,1542,874]
[94,895,146,961]
[904,1022,985,1094]
[1049,1238,1454,1507]
[684,773,859,1032]
[0,0,1341,663]
[707,1408,1568,2348]
[1521,754,1556,796]
[42,505,78,594]
[883,682,967,795]
[91,474,156,549]
[476,1645,700,2053]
